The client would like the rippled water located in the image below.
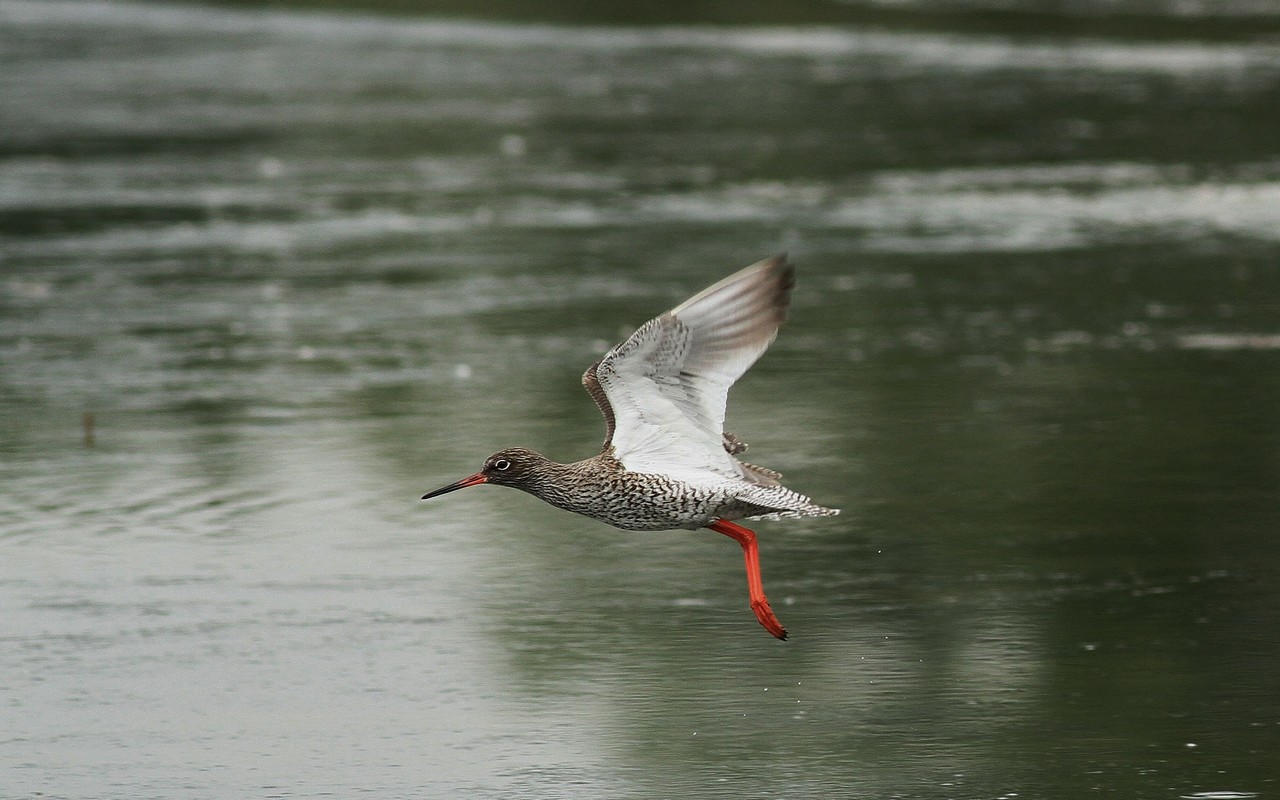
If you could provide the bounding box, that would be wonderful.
[3,1,1279,797]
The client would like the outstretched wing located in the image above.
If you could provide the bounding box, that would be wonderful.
[586,255,795,478]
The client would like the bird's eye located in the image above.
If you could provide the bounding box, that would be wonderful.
[493,459,511,471]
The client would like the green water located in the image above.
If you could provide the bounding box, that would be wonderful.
[2,1,1278,797]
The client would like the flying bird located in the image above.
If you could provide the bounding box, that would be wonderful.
[422,255,838,639]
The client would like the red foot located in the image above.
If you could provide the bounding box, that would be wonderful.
[707,519,789,640]
[750,598,788,640]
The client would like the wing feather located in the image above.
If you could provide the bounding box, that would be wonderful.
[581,360,615,450]
[591,255,795,478]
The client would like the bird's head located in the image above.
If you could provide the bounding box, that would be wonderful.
[420,447,549,499]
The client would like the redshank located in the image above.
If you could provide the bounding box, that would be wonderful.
[422,255,838,639]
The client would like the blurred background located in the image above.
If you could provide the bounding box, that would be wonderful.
[2,0,1278,797]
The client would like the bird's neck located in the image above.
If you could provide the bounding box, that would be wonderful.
[512,453,614,509]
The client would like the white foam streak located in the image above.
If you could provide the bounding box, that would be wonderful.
[4,0,1280,77]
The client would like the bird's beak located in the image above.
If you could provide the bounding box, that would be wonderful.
[421,472,487,500]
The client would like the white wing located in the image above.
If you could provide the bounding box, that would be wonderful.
[592,255,795,478]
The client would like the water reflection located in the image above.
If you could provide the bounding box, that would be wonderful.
[3,1,1279,797]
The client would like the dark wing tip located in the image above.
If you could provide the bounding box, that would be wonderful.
[735,254,796,321]
[768,254,797,320]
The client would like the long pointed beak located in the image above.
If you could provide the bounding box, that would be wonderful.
[421,472,487,500]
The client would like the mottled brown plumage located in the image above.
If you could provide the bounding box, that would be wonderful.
[422,255,838,639]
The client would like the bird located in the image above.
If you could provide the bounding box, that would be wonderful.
[421,255,839,639]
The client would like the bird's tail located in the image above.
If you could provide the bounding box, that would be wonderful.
[736,484,840,521]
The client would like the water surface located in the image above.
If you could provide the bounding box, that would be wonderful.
[2,1,1279,797]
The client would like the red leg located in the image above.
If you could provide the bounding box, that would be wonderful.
[707,519,788,640]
